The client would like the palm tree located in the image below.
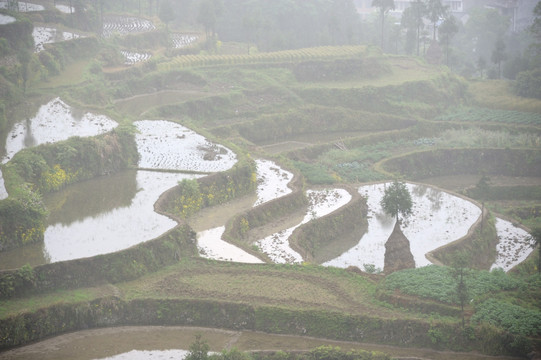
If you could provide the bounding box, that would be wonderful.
[372,0,395,51]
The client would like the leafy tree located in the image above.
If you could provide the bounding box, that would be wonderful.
[438,14,458,66]
[17,49,32,93]
[451,253,469,327]
[491,36,507,78]
[197,0,223,39]
[372,0,395,50]
[477,56,487,78]
[159,0,175,31]
[401,0,425,56]
[185,334,210,360]
[514,67,541,99]
[380,180,413,222]
[529,227,541,274]
[457,7,509,70]
[531,1,541,42]
[425,0,447,40]
[401,5,420,55]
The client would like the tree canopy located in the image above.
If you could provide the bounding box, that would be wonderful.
[380,180,413,221]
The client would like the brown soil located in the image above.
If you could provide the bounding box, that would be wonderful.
[0,326,521,360]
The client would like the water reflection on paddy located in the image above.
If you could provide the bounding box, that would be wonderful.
[324,182,483,270]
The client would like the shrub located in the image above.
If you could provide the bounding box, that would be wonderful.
[514,68,541,99]
[472,298,541,337]
[382,265,521,304]
[293,161,336,185]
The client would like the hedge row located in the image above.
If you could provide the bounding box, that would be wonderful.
[223,172,307,250]
[156,157,257,220]
[290,188,368,264]
[379,148,541,180]
[0,225,196,300]
[297,75,468,118]
[234,105,417,145]
[292,57,389,82]
[0,296,536,356]
[428,210,498,270]
[161,46,368,70]
[3,128,138,196]
[0,128,138,252]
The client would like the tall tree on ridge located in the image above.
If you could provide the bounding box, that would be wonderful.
[380,180,413,223]
[426,0,447,40]
[491,36,507,78]
[438,14,458,66]
[372,0,395,51]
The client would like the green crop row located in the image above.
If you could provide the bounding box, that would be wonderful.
[472,298,541,337]
[381,265,521,305]
[160,46,368,70]
[434,106,541,126]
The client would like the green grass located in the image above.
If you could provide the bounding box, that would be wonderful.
[381,265,522,305]
[437,127,540,148]
[117,260,396,316]
[293,161,337,184]
[472,298,541,337]
[0,287,105,318]
[469,80,541,113]
[34,60,91,89]
[435,106,541,126]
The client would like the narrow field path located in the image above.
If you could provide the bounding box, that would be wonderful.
[0,326,521,360]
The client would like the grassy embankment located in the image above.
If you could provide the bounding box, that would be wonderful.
[0,43,540,356]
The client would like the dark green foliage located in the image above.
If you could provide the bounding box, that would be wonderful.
[304,345,390,360]
[380,180,413,220]
[236,106,416,144]
[382,265,521,304]
[0,17,33,52]
[514,68,541,99]
[0,127,137,252]
[38,51,61,77]
[162,157,257,219]
[472,299,541,337]
[291,194,368,263]
[110,68,207,98]
[0,225,196,300]
[186,334,210,360]
[298,76,467,118]
[5,127,138,195]
[434,106,541,126]
[466,185,541,202]
[293,161,336,185]
[381,149,541,180]
[0,192,46,252]
[224,177,307,242]
[529,228,541,274]
[431,213,498,270]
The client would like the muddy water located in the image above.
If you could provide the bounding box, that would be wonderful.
[0,97,118,199]
[0,326,521,360]
[0,116,246,269]
[0,170,199,269]
[324,183,482,270]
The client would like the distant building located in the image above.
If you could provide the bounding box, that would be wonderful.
[353,0,535,31]
[353,0,464,19]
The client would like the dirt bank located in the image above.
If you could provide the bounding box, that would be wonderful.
[0,326,522,360]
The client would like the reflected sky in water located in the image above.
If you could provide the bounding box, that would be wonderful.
[325,183,482,270]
